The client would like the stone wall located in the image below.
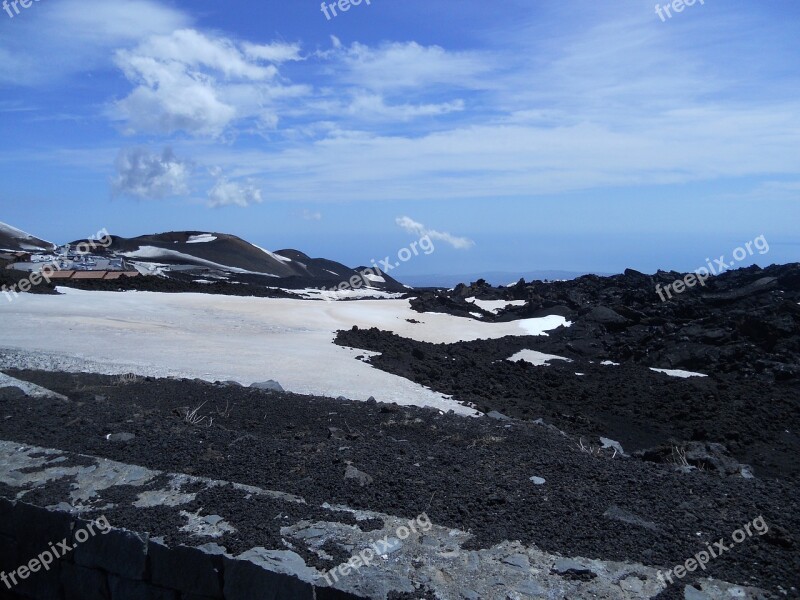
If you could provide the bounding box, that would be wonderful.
[0,499,361,600]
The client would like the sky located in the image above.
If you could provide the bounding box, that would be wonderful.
[0,0,799,279]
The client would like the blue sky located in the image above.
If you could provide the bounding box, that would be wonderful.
[1,0,799,278]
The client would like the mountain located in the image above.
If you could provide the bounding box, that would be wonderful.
[62,229,406,292]
[0,221,55,253]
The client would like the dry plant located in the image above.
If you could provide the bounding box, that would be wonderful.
[184,401,209,426]
[671,445,690,467]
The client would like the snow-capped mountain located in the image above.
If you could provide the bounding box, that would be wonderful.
[0,221,56,253]
[0,222,406,292]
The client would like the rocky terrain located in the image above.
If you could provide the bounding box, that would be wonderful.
[334,264,800,481]
[1,260,798,598]
[0,372,797,598]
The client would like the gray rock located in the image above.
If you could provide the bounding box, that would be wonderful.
[487,410,511,421]
[585,306,629,326]
[501,553,530,570]
[600,437,625,455]
[529,476,546,485]
[344,465,373,487]
[515,580,546,596]
[106,432,135,443]
[684,584,713,600]
[552,558,597,579]
[224,549,315,600]
[619,575,644,593]
[0,386,26,401]
[603,505,658,531]
[249,380,284,392]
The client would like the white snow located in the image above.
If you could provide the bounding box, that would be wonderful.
[1,290,570,415]
[122,246,278,276]
[650,368,708,378]
[186,234,217,244]
[507,349,572,366]
[250,242,292,263]
[283,288,405,301]
[601,360,620,366]
[465,297,527,314]
[363,273,386,284]
[518,316,571,335]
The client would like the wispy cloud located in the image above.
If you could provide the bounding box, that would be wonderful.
[396,217,474,250]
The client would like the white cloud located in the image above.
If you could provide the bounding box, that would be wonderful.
[111,29,299,137]
[336,41,494,91]
[243,42,303,64]
[112,147,191,199]
[207,172,263,208]
[396,217,474,250]
[0,0,190,86]
[345,94,465,121]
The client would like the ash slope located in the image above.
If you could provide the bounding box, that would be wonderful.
[0,372,797,597]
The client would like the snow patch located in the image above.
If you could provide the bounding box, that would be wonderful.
[650,368,708,379]
[466,297,527,314]
[186,234,217,244]
[508,350,572,366]
[363,273,386,284]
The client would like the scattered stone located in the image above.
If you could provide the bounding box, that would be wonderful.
[249,380,284,392]
[600,437,625,455]
[552,558,597,580]
[344,465,373,487]
[487,410,511,421]
[529,476,546,485]
[105,432,135,443]
[603,505,658,532]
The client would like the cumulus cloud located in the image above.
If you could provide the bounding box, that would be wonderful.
[395,217,474,250]
[207,171,263,208]
[112,29,298,137]
[112,147,191,199]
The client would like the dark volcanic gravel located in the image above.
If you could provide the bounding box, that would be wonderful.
[0,371,798,596]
